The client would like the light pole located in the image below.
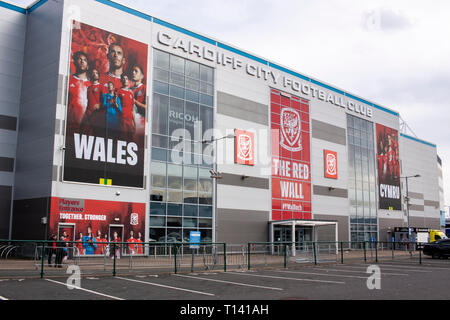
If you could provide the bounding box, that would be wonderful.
[202,134,235,242]
[401,174,421,252]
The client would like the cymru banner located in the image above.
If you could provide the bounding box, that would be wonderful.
[271,89,311,221]
[63,21,148,188]
[376,124,401,210]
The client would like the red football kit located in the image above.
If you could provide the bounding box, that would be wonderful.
[68,75,91,132]
[133,83,146,136]
[100,73,122,91]
[117,88,136,138]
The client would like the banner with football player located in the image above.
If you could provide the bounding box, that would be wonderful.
[63,21,148,188]
[376,124,401,210]
[270,89,311,221]
[48,197,146,256]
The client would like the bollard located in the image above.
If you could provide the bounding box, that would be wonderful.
[284,244,287,269]
[223,243,227,273]
[174,244,178,274]
[40,242,45,279]
[340,242,344,264]
[112,243,117,277]
[247,243,251,271]
[375,241,378,263]
[363,242,367,263]
[313,242,317,265]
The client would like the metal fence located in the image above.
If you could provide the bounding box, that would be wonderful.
[246,241,425,270]
[0,240,428,278]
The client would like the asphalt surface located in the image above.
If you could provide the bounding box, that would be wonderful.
[1,258,450,302]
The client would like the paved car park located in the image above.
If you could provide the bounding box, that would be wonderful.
[1,258,450,301]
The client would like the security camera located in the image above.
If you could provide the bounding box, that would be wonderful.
[116,191,121,196]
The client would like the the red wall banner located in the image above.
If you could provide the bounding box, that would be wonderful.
[271,89,311,221]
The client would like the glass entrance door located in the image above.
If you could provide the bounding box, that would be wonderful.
[296,227,313,251]
[274,227,292,243]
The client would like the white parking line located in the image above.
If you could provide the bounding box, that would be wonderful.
[116,276,215,297]
[174,274,283,291]
[45,279,124,300]
[314,267,409,276]
[333,265,432,273]
[377,263,450,271]
[227,272,345,284]
[273,270,368,279]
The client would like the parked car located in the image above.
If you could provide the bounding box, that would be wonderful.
[423,239,450,259]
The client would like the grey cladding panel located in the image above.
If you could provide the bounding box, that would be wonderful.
[0,115,17,131]
[424,200,439,208]
[217,91,268,125]
[312,119,346,145]
[0,185,12,238]
[313,185,348,198]
[218,173,269,189]
[0,157,14,172]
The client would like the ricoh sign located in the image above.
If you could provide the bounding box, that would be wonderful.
[157,31,373,118]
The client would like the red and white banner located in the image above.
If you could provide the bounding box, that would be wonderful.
[271,89,311,221]
[324,150,338,179]
[235,129,255,166]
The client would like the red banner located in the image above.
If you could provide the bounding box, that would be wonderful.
[49,198,145,255]
[271,89,311,220]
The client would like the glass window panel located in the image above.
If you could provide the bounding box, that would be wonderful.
[153,80,169,95]
[150,216,166,227]
[152,94,169,135]
[200,94,214,107]
[151,162,166,188]
[151,147,167,162]
[167,190,183,203]
[186,90,199,103]
[167,203,182,216]
[150,188,166,202]
[200,229,212,242]
[186,78,199,91]
[185,102,199,138]
[169,97,184,134]
[154,50,170,70]
[152,134,168,149]
[347,115,354,128]
[150,202,166,216]
[200,82,213,95]
[183,218,198,228]
[184,205,198,217]
[198,193,212,205]
[199,219,212,228]
[200,105,213,134]
[167,164,182,190]
[170,55,185,74]
[167,217,182,228]
[169,85,185,99]
[198,168,213,193]
[186,60,200,79]
[170,72,185,87]
[183,191,198,204]
[153,68,169,82]
[184,166,198,191]
[199,206,212,218]
[149,228,166,242]
[200,65,213,83]
[166,229,182,242]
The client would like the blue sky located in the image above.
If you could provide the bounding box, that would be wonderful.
[7,0,450,213]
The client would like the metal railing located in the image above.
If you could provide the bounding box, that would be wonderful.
[0,240,429,278]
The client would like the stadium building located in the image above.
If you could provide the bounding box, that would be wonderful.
[0,0,444,246]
